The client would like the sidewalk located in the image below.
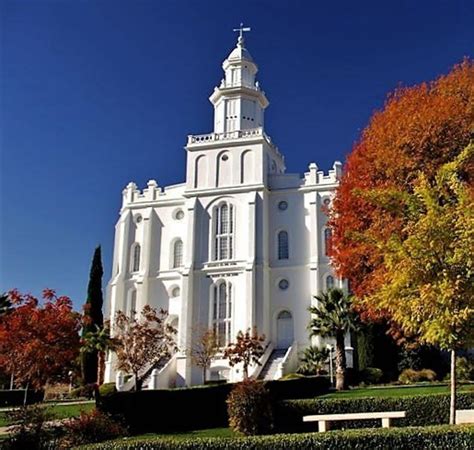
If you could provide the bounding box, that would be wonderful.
[0,399,94,413]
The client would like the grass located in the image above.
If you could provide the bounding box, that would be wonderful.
[0,401,95,428]
[320,383,474,399]
[131,428,236,440]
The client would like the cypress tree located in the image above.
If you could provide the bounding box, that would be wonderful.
[81,246,104,384]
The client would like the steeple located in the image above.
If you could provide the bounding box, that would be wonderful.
[210,26,269,134]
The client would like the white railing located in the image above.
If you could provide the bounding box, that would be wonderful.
[219,80,261,91]
[187,127,264,145]
[147,354,177,389]
[275,342,299,379]
[249,342,274,379]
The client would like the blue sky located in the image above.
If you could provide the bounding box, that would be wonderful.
[1,0,473,310]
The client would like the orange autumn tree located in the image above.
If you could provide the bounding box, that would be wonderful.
[0,289,81,399]
[329,59,474,326]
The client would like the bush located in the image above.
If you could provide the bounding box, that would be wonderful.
[0,389,44,407]
[61,409,127,447]
[456,357,474,381]
[70,383,98,399]
[3,404,60,450]
[97,377,329,433]
[98,383,116,398]
[274,392,474,432]
[399,368,437,384]
[226,380,273,435]
[359,367,383,385]
[397,345,448,378]
[82,425,474,449]
[280,373,304,380]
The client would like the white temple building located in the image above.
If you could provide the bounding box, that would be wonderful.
[105,29,351,388]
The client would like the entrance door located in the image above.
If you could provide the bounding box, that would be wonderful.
[276,310,293,349]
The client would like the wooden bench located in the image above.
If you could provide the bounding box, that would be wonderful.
[303,411,406,432]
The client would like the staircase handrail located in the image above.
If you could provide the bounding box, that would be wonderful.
[250,342,274,379]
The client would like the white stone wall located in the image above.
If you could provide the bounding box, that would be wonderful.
[104,36,346,387]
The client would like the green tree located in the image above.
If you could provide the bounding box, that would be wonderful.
[360,144,474,423]
[81,246,104,384]
[297,346,330,376]
[309,288,359,390]
[80,323,117,386]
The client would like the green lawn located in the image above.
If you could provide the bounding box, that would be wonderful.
[133,428,236,440]
[321,383,474,399]
[0,402,95,427]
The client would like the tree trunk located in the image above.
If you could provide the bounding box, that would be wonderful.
[134,371,140,392]
[335,331,347,391]
[243,365,248,380]
[10,372,14,390]
[203,367,207,384]
[449,349,457,425]
[23,382,29,406]
[97,351,105,386]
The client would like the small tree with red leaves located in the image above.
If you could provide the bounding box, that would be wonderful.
[0,289,81,402]
[223,328,265,380]
[113,305,177,391]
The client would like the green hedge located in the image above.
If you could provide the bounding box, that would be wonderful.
[275,392,474,432]
[81,425,474,449]
[0,389,44,407]
[97,377,329,433]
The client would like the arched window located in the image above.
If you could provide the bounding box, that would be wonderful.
[173,239,183,268]
[212,281,232,347]
[326,275,335,290]
[278,231,289,260]
[214,203,234,260]
[324,228,332,256]
[131,243,141,272]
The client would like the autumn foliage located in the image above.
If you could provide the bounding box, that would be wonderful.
[329,59,474,322]
[0,289,81,390]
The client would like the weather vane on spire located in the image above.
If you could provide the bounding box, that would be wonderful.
[233,23,251,44]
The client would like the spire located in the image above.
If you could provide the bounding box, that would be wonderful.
[233,23,251,47]
[209,27,269,134]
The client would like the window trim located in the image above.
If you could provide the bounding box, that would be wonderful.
[172,239,184,269]
[210,280,233,348]
[130,243,141,273]
[212,202,235,261]
[277,230,289,260]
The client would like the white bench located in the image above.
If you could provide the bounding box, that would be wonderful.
[303,411,406,432]
[456,409,474,425]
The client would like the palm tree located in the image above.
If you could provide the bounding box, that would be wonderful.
[309,288,359,391]
[80,324,117,385]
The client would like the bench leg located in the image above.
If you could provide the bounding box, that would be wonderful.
[381,418,391,428]
[318,420,328,432]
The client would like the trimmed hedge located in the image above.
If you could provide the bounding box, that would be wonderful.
[82,425,474,449]
[275,392,474,432]
[0,389,44,407]
[97,377,329,433]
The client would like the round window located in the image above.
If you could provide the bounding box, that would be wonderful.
[221,154,229,161]
[323,198,331,206]
[278,279,289,290]
[278,201,288,211]
[175,209,184,220]
[171,287,180,297]
[135,214,142,223]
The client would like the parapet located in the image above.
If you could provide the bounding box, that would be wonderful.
[121,180,186,208]
[304,161,342,186]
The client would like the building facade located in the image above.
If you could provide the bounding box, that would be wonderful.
[105,32,349,388]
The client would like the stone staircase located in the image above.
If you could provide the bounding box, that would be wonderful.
[258,349,287,380]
